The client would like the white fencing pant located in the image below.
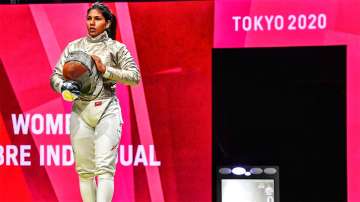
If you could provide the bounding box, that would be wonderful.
[70,98,122,202]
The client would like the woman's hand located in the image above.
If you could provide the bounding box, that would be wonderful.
[91,55,106,74]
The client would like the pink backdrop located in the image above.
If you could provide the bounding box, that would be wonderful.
[214,0,360,201]
[0,2,212,202]
[0,0,358,201]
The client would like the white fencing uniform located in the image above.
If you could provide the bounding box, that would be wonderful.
[50,31,140,202]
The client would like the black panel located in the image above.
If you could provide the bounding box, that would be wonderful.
[213,46,347,202]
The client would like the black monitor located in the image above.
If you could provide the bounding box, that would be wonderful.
[217,166,280,202]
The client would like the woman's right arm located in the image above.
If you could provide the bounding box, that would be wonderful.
[50,45,70,93]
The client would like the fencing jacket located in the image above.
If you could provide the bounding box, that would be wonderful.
[50,31,140,126]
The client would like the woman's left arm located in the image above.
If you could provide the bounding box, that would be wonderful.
[95,44,141,86]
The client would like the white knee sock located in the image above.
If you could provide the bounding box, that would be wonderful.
[97,175,114,202]
[79,177,97,202]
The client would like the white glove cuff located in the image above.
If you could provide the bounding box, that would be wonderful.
[103,66,111,78]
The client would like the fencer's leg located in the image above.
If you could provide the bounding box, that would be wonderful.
[94,104,122,202]
[97,173,115,202]
[70,112,97,202]
[79,177,97,202]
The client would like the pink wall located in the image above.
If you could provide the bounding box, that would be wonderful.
[214,0,360,201]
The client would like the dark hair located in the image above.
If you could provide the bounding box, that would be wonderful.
[87,2,117,40]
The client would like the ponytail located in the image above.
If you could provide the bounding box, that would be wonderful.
[107,14,117,40]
